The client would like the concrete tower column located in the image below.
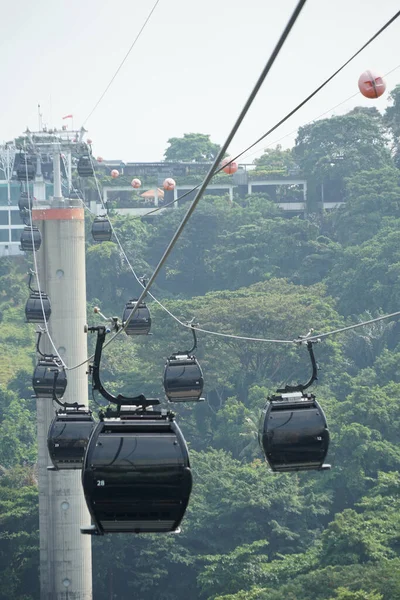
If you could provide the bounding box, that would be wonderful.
[33,199,92,600]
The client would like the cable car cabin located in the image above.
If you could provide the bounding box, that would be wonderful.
[77,156,94,177]
[68,189,81,199]
[47,410,95,471]
[122,300,151,335]
[259,392,330,473]
[18,191,31,212]
[25,290,51,323]
[164,354,204,402]
[16,157,35,181]
[20,226,41,252]
[92,217,112,242]
[81,414,192,535]
[32,357,67,399]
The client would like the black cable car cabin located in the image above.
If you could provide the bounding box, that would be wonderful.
[16,157,35,181]
[20,226,41,251]
[68,189,81,199]
[81,413,192,535]
[122,300,151,335]
[32,356,67,399]
[164,354,204,402]
[92,216,112,242]
[25,290,51,323]
[47,409,95,471]
[81,325,192,535]
[18,191,31,212]
[258,340,330,473]
[77,156,94,177]
[259,391,330,472]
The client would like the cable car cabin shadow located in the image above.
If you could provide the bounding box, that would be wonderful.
[122,300,151,336]
[47,409,95,471]
[164,354,204,402]
[81,412,192,535]
[259,391,330,473]
[91,216,112,242]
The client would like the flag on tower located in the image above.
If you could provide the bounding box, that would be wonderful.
[62,114,73,119]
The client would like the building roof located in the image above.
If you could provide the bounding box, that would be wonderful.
[140,188,164,198]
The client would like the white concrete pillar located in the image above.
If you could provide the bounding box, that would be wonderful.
[33,201,92,600]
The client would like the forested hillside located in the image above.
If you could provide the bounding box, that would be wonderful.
[2,89,400,599]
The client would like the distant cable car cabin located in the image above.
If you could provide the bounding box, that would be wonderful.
[164,354,204,402]
[258,340,330,473]
[122,299,151,335]
[163,326,204,402]
[47,409,95,471]
[77,156,94,177]
[25,290,51,323]
[18,191,31,213]
[16,156,35,181]
[32,355,67,399]
[91,216,112,242]
[25,273,51,323]
[20,226,41,252]
[68,188,82,199]
[81,325,192,535]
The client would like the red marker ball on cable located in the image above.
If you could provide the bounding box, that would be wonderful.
[358,70,386,99]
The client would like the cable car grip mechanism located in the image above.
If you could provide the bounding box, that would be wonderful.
[276,339,319,394]
[87,325,159,408]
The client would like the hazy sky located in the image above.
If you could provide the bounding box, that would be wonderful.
[1,0,400,163]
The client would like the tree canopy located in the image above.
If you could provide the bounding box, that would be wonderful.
[5,89,400,600]
[164,132,221,162]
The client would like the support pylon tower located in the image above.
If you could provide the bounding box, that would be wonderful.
[28,130,92,599]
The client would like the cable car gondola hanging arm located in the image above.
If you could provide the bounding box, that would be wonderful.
[28,270,36,293]
[276,339,319,394]
[181,322,198,355]
[35,330,45,358]
[87,325,158,408]
[51,368,82,410]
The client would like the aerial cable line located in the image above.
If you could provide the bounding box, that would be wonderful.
[130,9,400,219]
[102,0,309,340]
[307,311,400,342]
[66,0,308,370]
[240,60,400,163]
[225,7,400,168]
[89,158,295,344]
[67,5,400,371]
[69,155,400,368]
[239,61,400,163]
[23,150,67,367]
[83,0,161,125]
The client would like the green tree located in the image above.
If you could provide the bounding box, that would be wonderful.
[0,465,39,600]
[164,133,221,162]
[328,589,383,600]
[325,219,400,315]
[384,84,400,167]
[253,144,299,175]
[0,397,37,468]
[294,112,392,207]
[208,215,319,289]
[329,167,400,246]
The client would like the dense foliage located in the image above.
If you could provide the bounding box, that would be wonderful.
[2,90,400,598]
